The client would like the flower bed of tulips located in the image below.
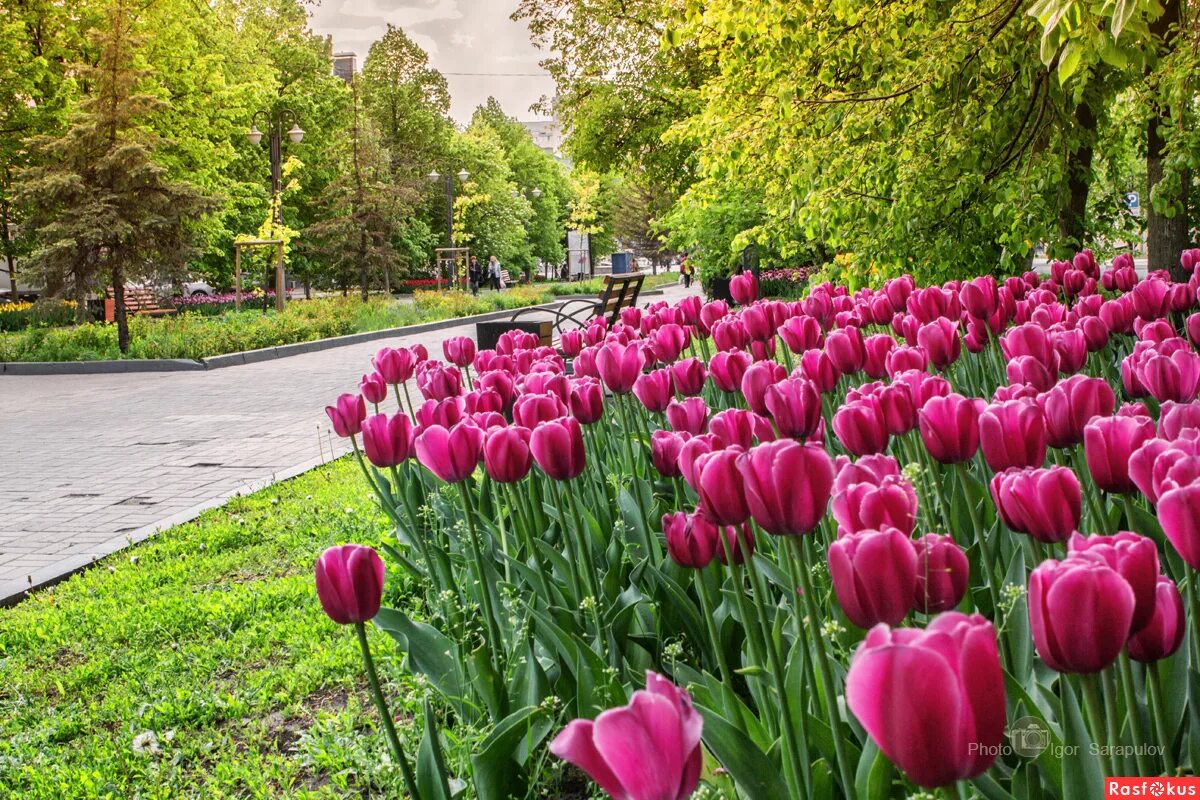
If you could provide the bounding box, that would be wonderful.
[322,247,1200,800]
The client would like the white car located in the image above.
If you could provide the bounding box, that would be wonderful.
[182,280,216,297]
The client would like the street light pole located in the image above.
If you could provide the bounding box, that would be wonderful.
[429,168,470,250]
[247,110,304,311]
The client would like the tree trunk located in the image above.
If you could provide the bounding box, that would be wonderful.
[383,263,391,296]
[112,262,130,353]
[359,230,369,303]
[1055,102,1096,257]
[1146,0,1189,281]
[304,279,311,300]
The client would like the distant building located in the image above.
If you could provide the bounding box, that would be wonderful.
[520,119,563,157]
[332,52,357,83]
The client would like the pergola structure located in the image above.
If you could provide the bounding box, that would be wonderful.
[233,238,285,312]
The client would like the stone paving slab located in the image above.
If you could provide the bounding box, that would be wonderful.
[0,282,696,603]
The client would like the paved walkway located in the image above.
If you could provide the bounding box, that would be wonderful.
[0,281,697,602]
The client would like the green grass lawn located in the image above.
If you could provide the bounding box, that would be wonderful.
[0,458,449,799]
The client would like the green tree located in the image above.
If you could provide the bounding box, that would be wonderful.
[15,0,212,348]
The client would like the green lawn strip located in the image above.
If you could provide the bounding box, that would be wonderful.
[0,458,455,799]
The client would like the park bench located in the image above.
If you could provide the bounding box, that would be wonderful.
[476,272,646,351]
[103,287,176,323]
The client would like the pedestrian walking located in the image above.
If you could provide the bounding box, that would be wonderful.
[488,255,502,291]
[467,255,481,296]
[680,257,694,289]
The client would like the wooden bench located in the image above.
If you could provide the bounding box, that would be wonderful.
[494,273,646,350]
[104,287,176,323]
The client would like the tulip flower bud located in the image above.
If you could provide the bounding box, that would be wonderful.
[1160,401,1200,440]
[779,315,823,353]
[1038,375,1116,448]
[314,544,385,625]
[651,430,690,478]
[670,357,707,397]
[595,341,643,394]
[1083,414,1156,494]
[740,360,786,416]
[650,323,690,363]
[530,417,586,481]
[828,528,918,628]
[989,466,1081,544]
[633,368,674,413]
[846,612,1006,788]
[373,346,416,385]
[1127,576,1186,663]
[359,372,389,405]
[442,336,476,368]
[765,377,822,439]
[1160,481,1200,570]
[361,413,414,468]
[415,421,483,483]
[1029,557,1135,673]
[913,534,969,613]
[326,393,367,438]
[916,318,961,370]
[708,350,751,393]
[737,440,833,536]
[978,399,1047,472]
[662,510,718,568]
[696,448,751,525]
[832,475,917,537]
[483,425,533,483]
[730,272,758,305]
[666,397,709,436]
[833,398,890,456]
[1068,532,1160,633]
[918,393,985,464]
[568,377,604,424]
[417,364,463,402]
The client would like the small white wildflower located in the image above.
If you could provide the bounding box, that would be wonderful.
[821,619,846,639]
[131,731,161,756]
[901,463,922,483]
[343,506,354,514]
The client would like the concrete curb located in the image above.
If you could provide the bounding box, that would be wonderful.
[1,288,668,376]
[0,451,345,606]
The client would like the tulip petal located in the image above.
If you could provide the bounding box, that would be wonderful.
[549,720,627,800]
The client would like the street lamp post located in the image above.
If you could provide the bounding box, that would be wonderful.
[247,110,304,312]
[429,168,469,250]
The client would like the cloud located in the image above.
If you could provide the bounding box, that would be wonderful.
[324,0,463,28]
[449,32,476,48]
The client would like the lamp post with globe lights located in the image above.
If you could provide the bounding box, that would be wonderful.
[429,168,470,250]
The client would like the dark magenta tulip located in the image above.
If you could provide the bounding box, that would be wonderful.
[708,408,774,449]
[361,413,414,468]
[832,399,890,456]
[442,336,476,368]
[633,368,674,413]
[779,315,823,353]
[989,466,1081,544]
[559,329,584,357]
[513,393,568,429]
[373,346,416,385]
[569,377,605,424]
[846,612,1005,788]
[1068,532,1160,633]
[678,434,717,491]
[1160,481,1200,570]
[740,360,786,416]
[549,672,702,800]
[483,425,533,483]
[1127,577,1186,663]
[662,511,717,569]
[765,377,822,439]
[730,272,758,305]
[1083,414,1156,494]
[1038,375,1116,448]
[978,399,1047,472]
[798,348,841,393]
[326,393,367,438]
[708,350,751,393]
[666,397,709,436]
[415,398,465,430]
[885,345,928,377]
[828,527,918,628]
[670,357,707,397]
[1160,400,1200,439]
[531,417,586,481]
[737,440,833,536]
[596,341,643,394]
[650,323,690,363]
[1029,557,1135,673]
[415,422,484,483]
[916,318,961,370]
[1006,355,1058,392]
[359,372,388,405]
[696,448,751,525]
[826,325,866,374]
[315,544,385,624]
[651,430,691,478]
[862,334,895,379]
[913,533,969,613]
[417,364,463,401]
[918,393,985,464]
[831,475,917,536]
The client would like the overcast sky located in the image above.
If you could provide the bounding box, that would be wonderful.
[306,0,556,124]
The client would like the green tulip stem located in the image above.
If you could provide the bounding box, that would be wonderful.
[742,543,808,798]
[401,381,416,420]
[694,569,738,720]
[1072,445,1111,535]
[1117,653,1153,776]
[953,462,1003,621]
[505,483,551,599]
[616,393,657,562]
[794,536,855,797]
[1100,668,1126,774]
[1146,662,1177,775]
[719,538,773,735]
[562,482,609,662]
[1122,495,1139,534]
[355,622,423,800]
[1080,673,1116,776]
[457,482,505,669]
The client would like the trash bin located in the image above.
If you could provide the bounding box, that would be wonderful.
[611,252,631,275]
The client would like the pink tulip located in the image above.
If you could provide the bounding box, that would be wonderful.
[708,408,774,450]
[740,304,774,341]
[913,534,969,613]
[779,315,823,353]
[1139,350,1200,403]
[696,448,751,525]
[978,399,1047,472]
[483,425,533,483]
[651,430,691,478]
[1006,355,1058,392]
[359,372,389,405]
[1160,401,1200,439]
[559,329,584,357]
[1083,414,1156,494]
[826,326,866,374]
[1127,577,1186,663]
[698,300,728,336]
[650,323,690,364]
[1038,375,1115,448]
[711,318,748,352]
[1187,312,1200,349]
[730,272,758,305]
[326,393,367,438]
[764,377,822,439]
[1029,557,1135,673]
[415,422,483,483]
[596,341,643,394]
[666,397,709,436]
[530,417,586,481]
[833,399,890,456]
[708,350,751,393]
[662,511,718,569]
[569,377,605,424]
[373,346,416,385]
[989,466,1081,543]
[1068,532,1160,633]
[916,318,961,370]
[1160,481,1200,570]
[737,440,833,536]
[415,398,464,431]
[464,389,504,416]
[832,475,917,536]
[678,435,717,491]
[361,413,414,468]
[918,394,984,464]
[442,336,477,368]
[885,345,928,377]
[876,382,918,435]
[513,393,568,429]
[846,612,1005,788]
[549,672,702,800]
[670,357,707,397]
[1132,278,1171,320]
[829,528,918,628]
[633,368,674,413]
[417,364,463,401]
[314,544,385,625]
[740,360,786,416]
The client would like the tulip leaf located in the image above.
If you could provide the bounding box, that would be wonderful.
[810,758,835,800]
[1002,548,1031,675]
[374,608,471,719]
[695,703,790,800]
[972,771,1014,800]
[853,738,894,800]
[467,644,508,720]
[417,696,453,800]
[1163,650,1187,751]
[1059,679,1104,800]
[471,705,551,800]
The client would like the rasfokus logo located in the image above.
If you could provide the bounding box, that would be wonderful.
[1106,778,1200,797]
